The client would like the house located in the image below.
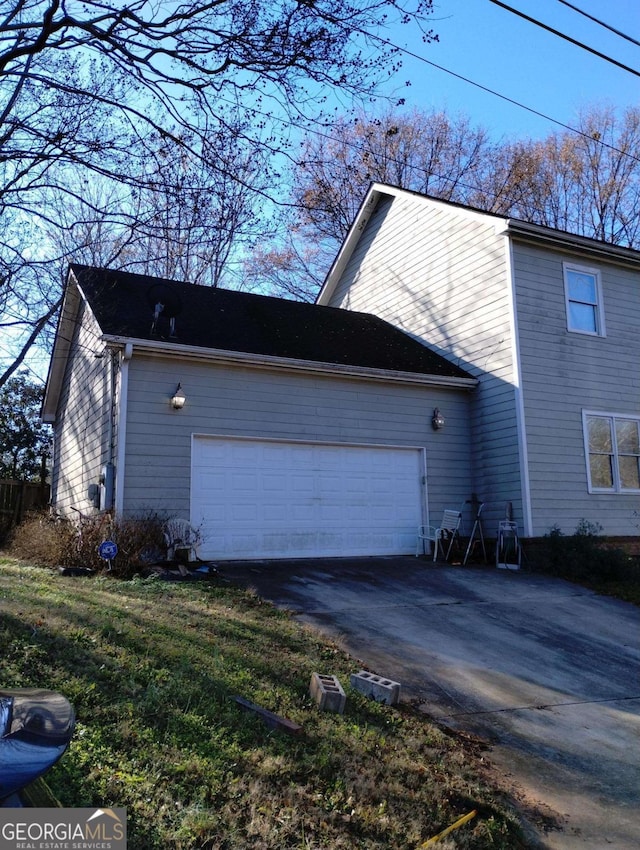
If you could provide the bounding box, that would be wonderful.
[42,264,477,561]
[317,183,640,539]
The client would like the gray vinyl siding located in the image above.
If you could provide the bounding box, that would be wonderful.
[514,240,640,536]
[51,302,112,515]
[327,192,522,533]
[121,353,474,531]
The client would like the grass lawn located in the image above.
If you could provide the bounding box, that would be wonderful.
[0,555,533,850]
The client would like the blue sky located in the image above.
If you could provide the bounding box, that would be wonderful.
[8,0,640,384]
[383,0,640,141]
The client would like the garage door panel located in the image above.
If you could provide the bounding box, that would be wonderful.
[262,474,289,493]
[230,504,258,522]
[229,533,260,553]
[318,504,345,521]
[291,474,313,492]
[292,503,317,522]
[192,437,424,560]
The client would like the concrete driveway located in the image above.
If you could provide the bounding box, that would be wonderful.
[221,557,640,850]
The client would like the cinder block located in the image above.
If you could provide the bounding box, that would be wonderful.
[310,673,346,714]
[350,670,401,705]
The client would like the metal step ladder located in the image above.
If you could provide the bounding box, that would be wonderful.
[463,499,487,565]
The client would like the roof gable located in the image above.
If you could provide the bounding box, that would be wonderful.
[317,183,640,306]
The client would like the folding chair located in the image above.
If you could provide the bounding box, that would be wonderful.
[416,509,463,562]
[163,517,202,565]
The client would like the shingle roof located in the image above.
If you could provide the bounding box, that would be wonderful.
[70,264,473,381]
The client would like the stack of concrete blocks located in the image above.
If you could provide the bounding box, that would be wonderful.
[309,673,346,714]
[350,670,401,705]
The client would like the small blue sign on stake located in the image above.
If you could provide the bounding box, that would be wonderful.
[98,540,118,561]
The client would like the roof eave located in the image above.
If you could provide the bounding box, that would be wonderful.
[41,271,82,422]
[504,220,640,267]
[102,334,477,390]
[316,184,384,306]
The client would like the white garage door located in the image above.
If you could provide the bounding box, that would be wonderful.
[191,436,425,560]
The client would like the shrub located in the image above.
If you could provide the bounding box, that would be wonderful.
[8,510,166,579]
[538,520,630,582]
[8,511,78,566]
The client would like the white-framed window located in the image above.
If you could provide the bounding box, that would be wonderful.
[563,263,605,336]
[583,411,640,493]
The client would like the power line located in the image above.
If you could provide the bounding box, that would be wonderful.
[488,0,640,78]
[354,28,640,166]
[555,0,640,49]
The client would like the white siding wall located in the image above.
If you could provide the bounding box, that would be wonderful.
[121,354,474,531]
[514,241,640,536]
[51,303,112,515]
[327,193,521,533]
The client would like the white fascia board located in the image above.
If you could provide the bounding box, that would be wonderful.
[41,276,81,422]
[504,238,533,538]
[42,271,111,423]
[316,184,382,305]
[102,334,478,391]
[114,352,130,516]
[505,220,640,269]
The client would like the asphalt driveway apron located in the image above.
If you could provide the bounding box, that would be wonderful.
[222,557,640,850]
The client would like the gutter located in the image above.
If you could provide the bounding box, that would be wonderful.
[102,335,478,391]
[504,220,640,269]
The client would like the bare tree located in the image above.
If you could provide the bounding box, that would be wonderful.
[0,0,438,385]
[292,108,494,242]
[252,107,495,298]
[247,238,327,302]
[482,106,640,247]
[125,127,270,288]
[260,104,640,301]
[49,127,270,290]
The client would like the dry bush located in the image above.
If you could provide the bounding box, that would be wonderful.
[9,511,78,566]
[8,510,166,578]
[108,513,166,578]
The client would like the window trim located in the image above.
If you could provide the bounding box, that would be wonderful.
[563,262,606,337]
[582,410,640,494]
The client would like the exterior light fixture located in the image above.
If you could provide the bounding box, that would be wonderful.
[431,408,445,430]
[171,383,186,410]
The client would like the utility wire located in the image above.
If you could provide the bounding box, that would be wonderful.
[353,28,640,165]
[6,8,640,374]
[555,0,640,48]
[488,0,640,78]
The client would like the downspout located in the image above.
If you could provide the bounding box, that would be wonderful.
[99,349,117,511]
[504,239,533,537]
[114,343,133,516]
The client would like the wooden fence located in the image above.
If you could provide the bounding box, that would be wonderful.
[0,480,50,531]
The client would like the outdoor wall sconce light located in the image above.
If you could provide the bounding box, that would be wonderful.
[171,383,186,410]
[431,408,445,430]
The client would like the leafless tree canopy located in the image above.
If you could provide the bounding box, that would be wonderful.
[485,106,640,248]
[3,4,636,385]
[253,107,497,299]
[262,105,640,301]
[0,0,436,385]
